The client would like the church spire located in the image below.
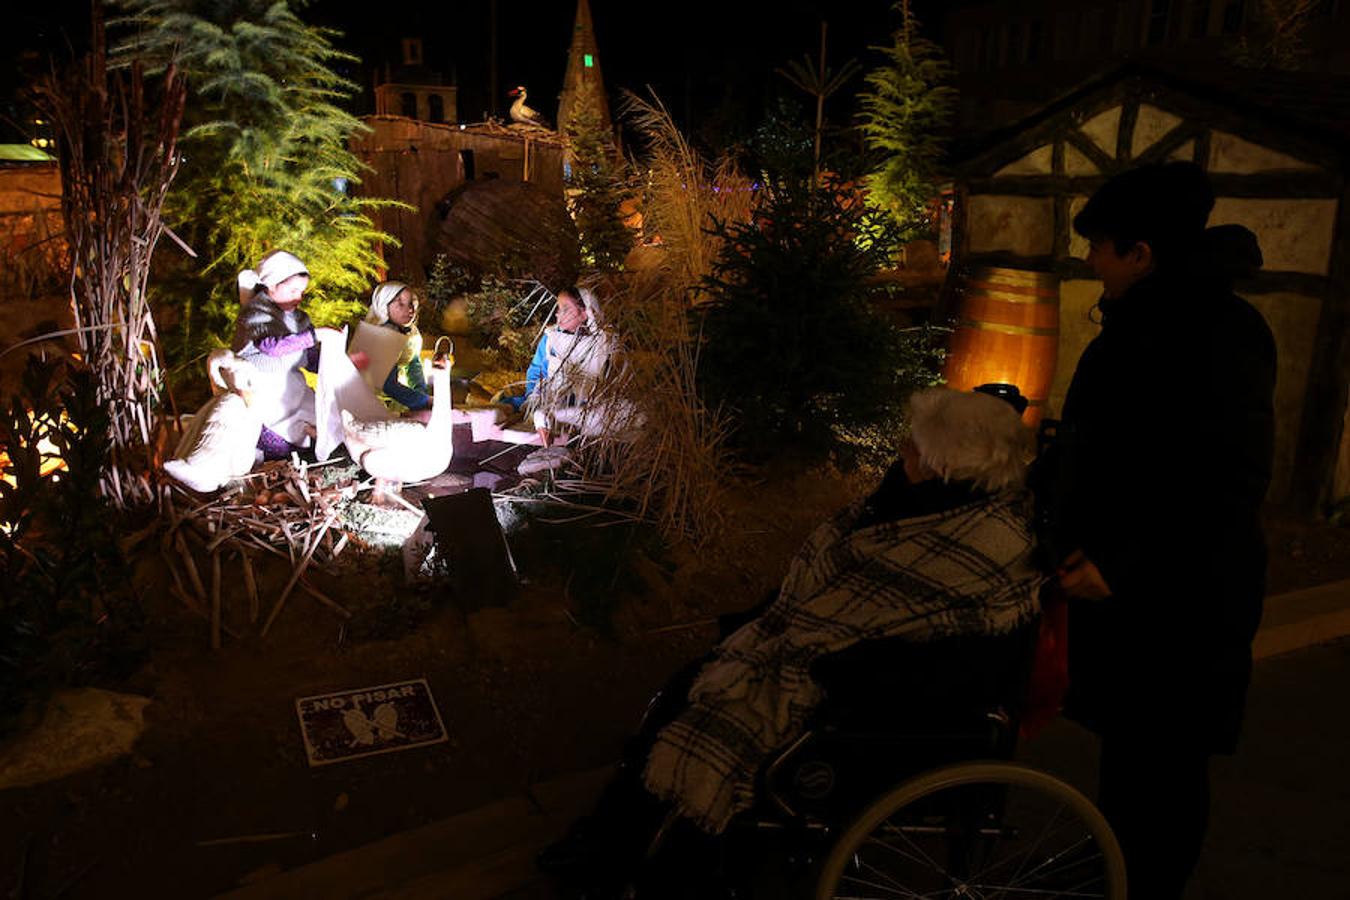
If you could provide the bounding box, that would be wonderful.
[557,0,609,133]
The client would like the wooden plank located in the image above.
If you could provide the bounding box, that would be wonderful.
[1290,185,1350,511]
[965,171,1340,198]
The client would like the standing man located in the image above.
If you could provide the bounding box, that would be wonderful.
[1053,162,1276,898]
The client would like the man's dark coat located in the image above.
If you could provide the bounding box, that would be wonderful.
[1056,227,1276,753]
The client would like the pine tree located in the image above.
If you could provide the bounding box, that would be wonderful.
[857,1,957,239]
[564,82,631,273]
[112,0,401,360]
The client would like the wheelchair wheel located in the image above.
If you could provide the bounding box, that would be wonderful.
[815,761,1126,899]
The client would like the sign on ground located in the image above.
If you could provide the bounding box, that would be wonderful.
[295,678,448,767]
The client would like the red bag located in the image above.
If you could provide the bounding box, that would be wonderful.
[1020,584,1070,740]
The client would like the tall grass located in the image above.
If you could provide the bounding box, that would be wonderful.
[547,92,755,545]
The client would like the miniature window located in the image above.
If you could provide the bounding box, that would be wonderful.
[1148,0,1173,43]
[428,95,445,123]
[1190,0,1212,36]
[401,92,417,119]
[402,38,423,67]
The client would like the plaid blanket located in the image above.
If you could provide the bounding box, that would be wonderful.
[643,489,1044,833]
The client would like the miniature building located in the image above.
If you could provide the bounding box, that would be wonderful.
[372,37,459,125]
[350,117,566,278]
[0,151,60,251]
[948,62,1350,509]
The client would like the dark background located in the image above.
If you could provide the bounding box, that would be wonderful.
[1,0,948,145]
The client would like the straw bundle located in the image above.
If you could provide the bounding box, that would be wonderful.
[158,460,362,643]
[33,14,186,509]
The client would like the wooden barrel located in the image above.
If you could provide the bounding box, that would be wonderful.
[942,266,1060,425]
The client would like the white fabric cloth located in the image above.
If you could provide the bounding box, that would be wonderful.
[349,321,412,394]
[528,323,616,432]
[643,490,1044,833]
[314,326,392,462]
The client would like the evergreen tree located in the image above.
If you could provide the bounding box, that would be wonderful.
[564,82,631,273]
[856,1,956,239]
[697,185,941,460]
[113,0,400,361]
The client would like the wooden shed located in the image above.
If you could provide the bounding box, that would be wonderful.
[350,116,566,281]
[948,62,1350,510]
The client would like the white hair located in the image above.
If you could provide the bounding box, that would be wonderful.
[906,388,1031,492]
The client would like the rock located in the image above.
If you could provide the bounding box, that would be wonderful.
[0,688,151,790]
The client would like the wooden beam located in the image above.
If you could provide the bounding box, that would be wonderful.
[1064,129,1118,176]
[1047,257,1331,294]
[1134,121,1206,166]
[966,170,1340,198]
[967,175,1110,195]
[1116,96,1139,164]
[1208,171,1343,198]
[1194,128,1212,168]
[1290,188,1350,512]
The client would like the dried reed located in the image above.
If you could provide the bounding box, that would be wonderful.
[619,91,755,302]
[539,92,756,545]
[33,11,186,509]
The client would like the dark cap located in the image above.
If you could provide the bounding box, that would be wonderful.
[1072,162,1215,263]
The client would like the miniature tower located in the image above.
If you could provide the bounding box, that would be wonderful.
[556,0,610,135]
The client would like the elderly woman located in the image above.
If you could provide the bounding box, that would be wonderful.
[541,387,1045,884]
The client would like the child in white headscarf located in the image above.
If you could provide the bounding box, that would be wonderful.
[231,250,319,460]
[364,281,431,412]
[502,285,615,447]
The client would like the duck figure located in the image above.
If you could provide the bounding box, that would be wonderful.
[341,337,456,483]
[164,350,263,493]
[507,85,552,129]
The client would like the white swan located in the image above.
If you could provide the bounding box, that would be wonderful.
[163,349,263,493]
[341,338,456,482]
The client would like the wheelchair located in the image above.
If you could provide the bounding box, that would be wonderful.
[633,621,1127,900]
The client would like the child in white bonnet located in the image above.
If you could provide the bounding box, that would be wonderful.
[231,250,319,460]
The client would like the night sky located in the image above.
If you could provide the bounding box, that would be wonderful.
[2,0,948,145]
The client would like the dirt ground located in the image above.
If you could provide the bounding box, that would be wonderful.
[0,460,874,899]
[2,446,1349,897]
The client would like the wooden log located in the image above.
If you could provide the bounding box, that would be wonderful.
[206,528,241,554]
[260,511,338,637]
[299,578,352,620]
[160,547,198,612]
[174,531,207,601]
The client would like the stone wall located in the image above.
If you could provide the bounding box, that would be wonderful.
[350,117,565,281]
[0,163,61,252]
